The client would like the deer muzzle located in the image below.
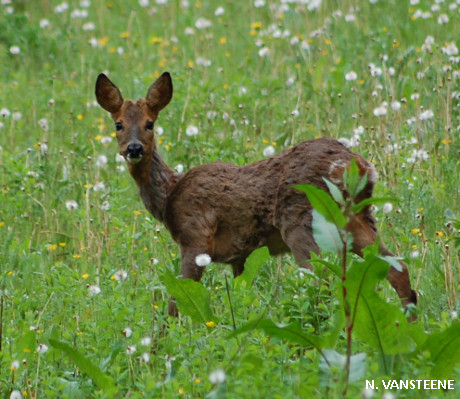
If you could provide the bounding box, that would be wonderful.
[125,142,144,164]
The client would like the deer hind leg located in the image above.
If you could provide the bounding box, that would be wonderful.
[347,210,417,308]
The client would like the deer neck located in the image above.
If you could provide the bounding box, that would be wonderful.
[128,151,180,223]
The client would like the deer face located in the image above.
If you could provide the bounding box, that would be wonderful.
[95,72,173,164]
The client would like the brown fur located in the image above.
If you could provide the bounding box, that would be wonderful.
[96,72,417,317]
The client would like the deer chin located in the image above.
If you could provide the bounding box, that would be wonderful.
[126,155,143,164]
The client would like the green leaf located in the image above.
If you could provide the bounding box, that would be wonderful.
[294,184,346,228]
[378,255,403,273]
[352,197,397,213]
[319,349,367,383]
[344,256,413,366]
[229,318,330,364]
[162,270,217,324]
[423,322,460,380]
[49,339,118,396]
[312,210,343,255]
[234,247,270,290]
[323,177,345,205]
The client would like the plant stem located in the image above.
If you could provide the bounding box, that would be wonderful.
[342,233,351,397]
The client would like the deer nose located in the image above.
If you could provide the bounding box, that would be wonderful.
[125,143,144,162]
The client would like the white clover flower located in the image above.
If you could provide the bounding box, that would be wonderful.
[258,47,270,57]
[11,360,20,370]
[195,17,212,29]
[9,46,20,55]
[263,145,275,157]
[419,110,434,120]
[126,345,137,355]
[373,105,387,117]
[100,136,112,145]
[215,6,225,16]
[40,19,50,28]
[38,118,49,130]
[88,285,101,296]
[186,125,199,136]
[450,310,458,319]
[391,101,401,110]
[37,344,49,355]
[65,200,78,211]
[0,108,11,118]
[82,22,95,31]
[345,71,357,81]
[442,42,459,56]
[10,390,22,399]
[96,154,108,167]
[437,14,449,24]
[141,336,152,346]
[195,253,211,267]
[123,327,133,337]
[383,203,393,214]
[114,269,128,281]
[209,369,226,384]
[54,2,69,13]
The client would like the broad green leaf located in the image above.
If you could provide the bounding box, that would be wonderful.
[378,255,403,273]
[423,322,460,380]
[234,247,270,290]
[312,210,343,255]
[344,256,412,365]
[294,184,347,228]
[319,349,367,383]
[162,270,216,324]
[229,317,325,350]
[343,158,366,198]
[49,339,118,396]
[323,177,345,205]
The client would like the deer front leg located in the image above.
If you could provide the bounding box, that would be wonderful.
[168,249,206,317]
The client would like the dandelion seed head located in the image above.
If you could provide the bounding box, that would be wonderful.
[88,284,101,296]
[195,253,211,267]
[65,200,78,211]
[263,145,275,157]
[36,344,49,355]
[209,369,226,384]
[123,327,133,337]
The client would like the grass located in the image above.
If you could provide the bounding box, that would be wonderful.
[0,0,459,398]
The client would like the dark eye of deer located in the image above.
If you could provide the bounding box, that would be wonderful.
[146,121,154,130]
[115,122,123,131]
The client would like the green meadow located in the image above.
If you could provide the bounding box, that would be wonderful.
[0,0,459,398]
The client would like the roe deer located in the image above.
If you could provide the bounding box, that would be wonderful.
[95,72,417,317]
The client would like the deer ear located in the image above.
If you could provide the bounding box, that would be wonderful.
[146,72,173,113]
[95,74,124,114]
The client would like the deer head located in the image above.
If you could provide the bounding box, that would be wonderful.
[95,72,173,164]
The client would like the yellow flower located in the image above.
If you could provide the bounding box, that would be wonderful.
[206,321,215,328]
[73,254,82,259]
[47,244,58,251]
[187,60,194,68]
[133,210,142,216]
[436,231,444,237]
[178,388,185,394]
[150,37,163,44]
[411,228,420,234]
[98,36,109,46]
[77,114,83,120]
[82,273,89,279]
[0,221,4,227]
[219,37,227,44]
[251,22,262,30]
[195,378,201,383]
[7,271,13,276]
[59,242,66,247]
[120,32,131,39]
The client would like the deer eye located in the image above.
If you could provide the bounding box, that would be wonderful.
[115,122,123,131]
[146,121,154,130]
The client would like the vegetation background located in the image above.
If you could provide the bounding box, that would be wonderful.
[0,0,458,398]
